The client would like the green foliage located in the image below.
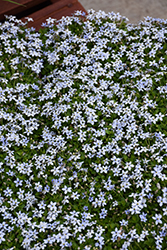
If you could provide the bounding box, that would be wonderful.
[1,9,167,250]
[68,20,84,36]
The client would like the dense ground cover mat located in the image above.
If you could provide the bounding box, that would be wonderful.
[0,9,167,250]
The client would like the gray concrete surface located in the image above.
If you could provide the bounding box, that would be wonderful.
[79,0,167,25]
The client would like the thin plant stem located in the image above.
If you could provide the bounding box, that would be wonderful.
[3,0,26,7]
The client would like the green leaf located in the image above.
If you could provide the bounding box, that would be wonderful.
[131,214,139,223]
[144,238,154,246]
[120,198,127,207]
[73,204,79,210]
[72,242,79,248]
[109,222,116,229]
[104,247,114,250]
[17,150,23,156]
[19,236,23,243]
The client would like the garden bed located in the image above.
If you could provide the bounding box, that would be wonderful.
[0,9,167,250]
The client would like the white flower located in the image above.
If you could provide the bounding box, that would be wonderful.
[152,214,162,225]
[0,231,5,244]
[71,192,80,200]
